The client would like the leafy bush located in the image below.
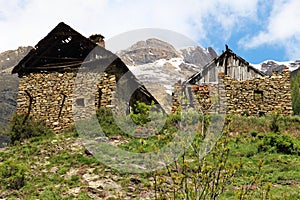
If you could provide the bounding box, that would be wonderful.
[152,117,239,199]
[6,114,53,144]
[96,101,166,137]
[130,101,153,125]
[258,133,300,155]
[0,160,27,190]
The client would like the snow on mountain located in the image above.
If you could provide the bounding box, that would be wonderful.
[117,38,217,113]
[251,60,300,76]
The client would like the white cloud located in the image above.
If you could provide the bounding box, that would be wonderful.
[240,0,300,60]
[0,0,259,52]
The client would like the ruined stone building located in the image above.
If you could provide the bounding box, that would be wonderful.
[12,22,160,132]
[172,46,293,116]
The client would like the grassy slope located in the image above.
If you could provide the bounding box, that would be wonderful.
[0,131,155,199]
[1,115,300,199]
[222,135,300,199]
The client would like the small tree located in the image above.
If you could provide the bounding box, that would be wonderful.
[153,116,240,199]
[130,101,153,126]
[6,114,52,144]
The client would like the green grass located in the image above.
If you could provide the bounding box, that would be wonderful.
[0,131,154,199]
[219,132,300,199]
[0,112,300,199]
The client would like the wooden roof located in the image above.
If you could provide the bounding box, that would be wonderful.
[12,22,98,75]
[186,46,266,84]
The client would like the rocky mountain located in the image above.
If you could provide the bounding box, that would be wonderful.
[0,46,32,72]
[0,46,32,129]
[179,46,217,67]
[117,38,216,75]
[251,60,300,76]
[117,38,181,66]
[117,38,217,113]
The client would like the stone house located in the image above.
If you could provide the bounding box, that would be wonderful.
[12,22,161,132]
[172,46,293,116]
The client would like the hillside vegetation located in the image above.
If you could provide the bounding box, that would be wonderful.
[0,104,300,199]
[291,70,300,115]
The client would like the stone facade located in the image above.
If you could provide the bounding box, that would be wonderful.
[223,68,292,116]
[172,84,223,114]
[172,68,293,116]
[16,71,116,132]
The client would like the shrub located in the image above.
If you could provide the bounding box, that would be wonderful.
[130,101,153,126]
[250,130,258,137]
[152,116,240,199]
[258,133,300,155]
[96,101,166,137]
[6,114,53,144]
[0,160,27,190]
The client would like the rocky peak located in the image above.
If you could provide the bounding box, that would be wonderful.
[261,61,286,74]
[179,46,217,67]
[117,38,181,66]
[252,60,300,76]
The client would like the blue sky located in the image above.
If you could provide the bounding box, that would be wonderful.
[0,0,300,64]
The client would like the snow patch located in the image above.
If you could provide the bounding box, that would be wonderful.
[251,63,262,71]
[179,46,210,56]
[168,57,184,70]
[251,60,300,72]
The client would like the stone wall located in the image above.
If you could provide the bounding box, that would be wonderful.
[172,68,292,116]
[172,84,214,113]
[172,75,226,114]
[222,68,292,116]
[16,71,116,132]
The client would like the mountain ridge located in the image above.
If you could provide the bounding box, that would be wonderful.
[116,38,217,113]
[251,60,300,75]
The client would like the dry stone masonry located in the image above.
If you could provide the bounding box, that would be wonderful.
[172,68,292,116]
[173,47,293,117]
[222,68,292,116]
[16,71,116,132]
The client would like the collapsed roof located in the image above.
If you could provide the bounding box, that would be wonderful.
[12,22,162,109]
[186,46,266,84]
